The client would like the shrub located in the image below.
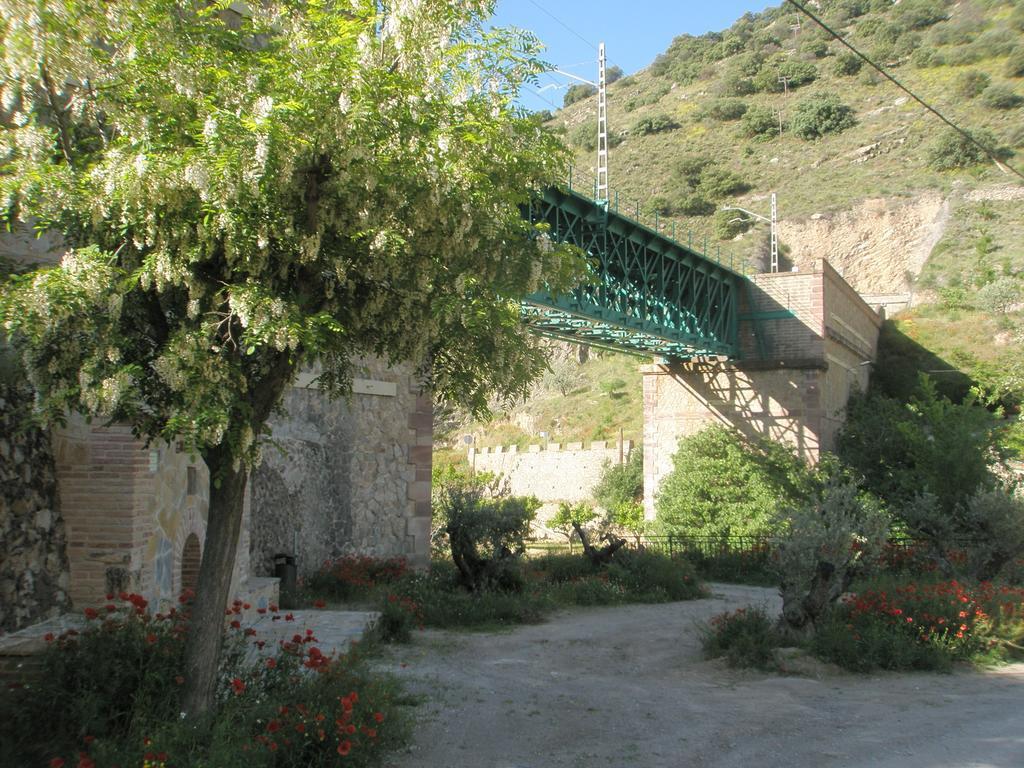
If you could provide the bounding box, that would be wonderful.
[605,550,704,601]
[646,195,674,217]
[655,425,815,539]
[675,194,716,216]
[701,98,748,121]
[593,447,643,512]
[631,114,680,136]
[837,379,1001,517]
[790,93,856,140]
[304,555,409,603]
[570,122,596,151]
[953,70,991,100]
[813,577,1024,671]
[976,277,1021,314]
[774,472,889,640]
[563,83,596,108]
[926,128,1006,171]
[980,84,1024,110]
[718,71,756,97]
[892,0,949,30]
[833,51,863,76]
[432,473,539,592]
[0,593,406,768]
[752,57,818,93]
[701,605,780,668]
[714,208,754,240]
[370,593,423,643]
[1007,47,1024,78]
[741,105,780,140]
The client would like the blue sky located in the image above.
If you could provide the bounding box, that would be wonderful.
[490,0,777,111]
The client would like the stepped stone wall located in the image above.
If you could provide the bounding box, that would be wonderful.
[470,440,634,505]
[0,382,70,632]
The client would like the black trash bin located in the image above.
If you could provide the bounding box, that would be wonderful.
[273,553,297,610]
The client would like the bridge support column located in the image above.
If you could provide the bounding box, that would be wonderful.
[641,260,883,521]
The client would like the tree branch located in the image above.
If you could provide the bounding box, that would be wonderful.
[40,62,75,164]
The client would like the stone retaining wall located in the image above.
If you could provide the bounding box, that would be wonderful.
[0,382,70,632]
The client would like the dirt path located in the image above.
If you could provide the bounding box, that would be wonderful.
[379,584,1024,768]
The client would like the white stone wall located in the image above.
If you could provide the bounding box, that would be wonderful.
[470,441,634,504]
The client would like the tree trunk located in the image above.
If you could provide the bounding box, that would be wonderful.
[181,445,248,717]
[573,521,626,565]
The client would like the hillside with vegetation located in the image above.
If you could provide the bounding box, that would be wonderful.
[440,0,1024,455]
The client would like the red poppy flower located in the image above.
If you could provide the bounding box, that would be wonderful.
[337,741,352,756]
[83,607,99,620]
[267,719,281,733]
[230,620,241,630]
[266,658,277,669]
[44,633,55,643]
[146,633,157,644]
[373,711,384,724]
[367,728,377,739]
[77,756,95,768]
[49,758,65,768]
[231,678,246,695]
[285,613,295,622]
[82,736,94,746]
[313,599,326,608]
[175,676,185,685]
[295,723,306,734]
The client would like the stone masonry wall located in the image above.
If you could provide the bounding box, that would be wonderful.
[470,440,635,504]
[0,382,71,632]
[250,358,432,576]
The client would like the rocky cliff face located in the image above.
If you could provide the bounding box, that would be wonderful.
[0,381,71,632]
[773,192,951,298]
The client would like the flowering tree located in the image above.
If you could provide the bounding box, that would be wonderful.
[0,0,581,715]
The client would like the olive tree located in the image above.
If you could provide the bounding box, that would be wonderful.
[0,0,582,715]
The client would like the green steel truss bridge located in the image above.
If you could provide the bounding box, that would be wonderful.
[523,185,744,361]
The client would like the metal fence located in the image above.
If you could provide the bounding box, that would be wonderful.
[525,534,770,559]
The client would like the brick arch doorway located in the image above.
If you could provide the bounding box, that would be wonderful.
[180,533,201,595]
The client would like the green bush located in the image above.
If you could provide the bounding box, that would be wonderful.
[926,128,1010,170]
[370,593,422,643]
[655,425,814,539]
[606,550,704,601]
[563,83,596,108]
[549,501,598,542]
[0,595,407,767]
[741,105,780,140]
[833,51,863,76]
[980,84,1023,110]
[953,70,991,100]
[593,447,643,511]
[1007,47,1024,78]
[432,472,539,592]
[976,277,1021,314]
[790,93,856,140]
[701,98,749,121]
[701,605,780,668]
[892,0,949,30]
[714,208,754,240]
[571,122,596,151]
[752,57,818,93]
[675,194,716,216]
[631,114,680,136]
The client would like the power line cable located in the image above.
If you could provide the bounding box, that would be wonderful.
[785,0,1024,182]
[521,0,627,74]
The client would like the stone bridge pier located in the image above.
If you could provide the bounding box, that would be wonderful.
[642,259,883,519]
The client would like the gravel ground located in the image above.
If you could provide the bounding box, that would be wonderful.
[378,583,1024,768]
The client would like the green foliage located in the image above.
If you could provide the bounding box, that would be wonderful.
[542,355,584,396]
[980,83,1024,110]
[926,128,1008,170]
[1006,47,1024,78]
[774,471,890,637]
[701,98,749,121]
[701,605,781,668]
[832,51,864,76]
[610,500,648,542]
[790,93,856,140]
[714,208,755,239]
[598,377,628,394]
[837,378,1001,517]
[976,277,1021,314]
[671,156,751,203]
[550,501,598,542]
[563,83,597,107]
[0,0,584,471]
[631,113,680,136]
[606,65,624,84]
[432,472,539,592]
[0,595,407,767]
[752,56,818,93]
[604,550,704,602]
[370,594,423,644]
[655,425,815,538]
[953,70,992,99]
[891,0,950,31]
[741,104,780,140]
[593,448,644,511]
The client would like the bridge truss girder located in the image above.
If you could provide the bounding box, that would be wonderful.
[524,188,741,360]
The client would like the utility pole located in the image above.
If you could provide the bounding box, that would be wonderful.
[721,193,780,274]
[778,75,791,96]
[596,42,609,203]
